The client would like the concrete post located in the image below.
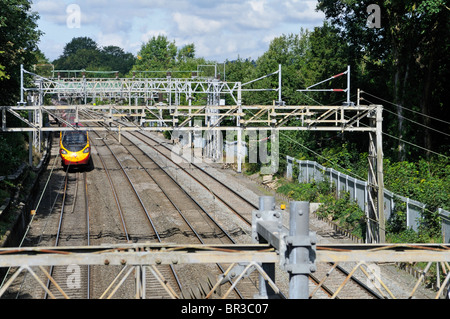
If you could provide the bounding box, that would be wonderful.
[286,156,293,179]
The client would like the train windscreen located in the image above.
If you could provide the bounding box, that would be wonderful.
[62,132,88,152]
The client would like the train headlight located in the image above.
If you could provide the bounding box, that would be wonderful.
[61,149,67,155]
[83,147,90,153]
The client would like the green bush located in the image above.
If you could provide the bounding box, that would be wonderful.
[277,179,366,239]
[316,192,366,239]
[384,158,450,211]
[383,158,449,242]
[277,179,333,203]
[286,144,449,243]
[0,133,27,176]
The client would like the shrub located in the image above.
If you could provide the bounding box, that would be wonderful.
[277,179,366,239]
[0,133,27,176]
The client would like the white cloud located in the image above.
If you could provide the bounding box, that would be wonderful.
[32,0,67,25]
[173,12,222,35]
[96,32,125,48]
[282,0,325,22]
[140,30,168,43]
[32,0,325,62]
[249,0,265,13]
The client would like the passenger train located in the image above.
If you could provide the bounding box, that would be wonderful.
[60,124,91,167]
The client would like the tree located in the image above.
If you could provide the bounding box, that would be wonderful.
[100,46,135,75]
[53,38,135,76]
[177,44,196,63]
[316,0,450,160]
[299,23,350,105]
[61,37,98,59]
[223,57,256,105]
[0,0,42,104]
[53,37,101,71]
[248,33,307,105]
[0,57,8,81]
[414,1,450,157]
[134,35,177,71]
[0,0,42,175]
[246,24,349,106]
[58,48,102,71]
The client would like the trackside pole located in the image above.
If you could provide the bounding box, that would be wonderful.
[287,201,314,299]
[252,197,316,299]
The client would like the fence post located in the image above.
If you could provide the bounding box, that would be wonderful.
[440,208,450,243]
[286,156,293,179]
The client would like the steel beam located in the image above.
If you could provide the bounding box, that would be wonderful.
[1,243,448,273]
[316,244,450,263]
[0,244,278,268]
[1,104,379,133]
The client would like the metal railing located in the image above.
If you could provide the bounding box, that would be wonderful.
[286,156,450,242]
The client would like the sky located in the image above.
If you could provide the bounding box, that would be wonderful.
[31,0,325,63]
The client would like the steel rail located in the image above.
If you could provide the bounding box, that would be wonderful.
[43,168,70,299]
[134,132,256,224]
[81,110,238,245]
[96,134,161,242]
[118,133,237,245]
[78,114,379,299]
[83,172,91,299]
[44,169,92,299]
[91,142,131,242]
[76,105,251,298]
[105,132,248,298]
[131,132,382,299]
[115,139,204,243]
[91,131,184,297]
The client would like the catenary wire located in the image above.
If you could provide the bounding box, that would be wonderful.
[362,91,450,126]
[300,92,449,159]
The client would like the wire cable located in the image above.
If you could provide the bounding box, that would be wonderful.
[362,91,450,126]
[361,95,450,139]
[383,131,449,159]
[302,91,449,159]
[382,107,450,138]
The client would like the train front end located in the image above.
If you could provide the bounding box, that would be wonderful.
[60,130,91,166]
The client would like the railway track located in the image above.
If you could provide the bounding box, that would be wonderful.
[90,134,183,299]
[122,130,383,299]
[42,169,91,299]
[132,131,258,224]
[3,119,383,299]
[93,131,261,299]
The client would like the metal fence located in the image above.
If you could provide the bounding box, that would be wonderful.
[440,209,450,243]
[286,156,450,242]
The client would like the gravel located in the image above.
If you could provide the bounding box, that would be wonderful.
[7,131,439,299]
[138,132,439,299]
